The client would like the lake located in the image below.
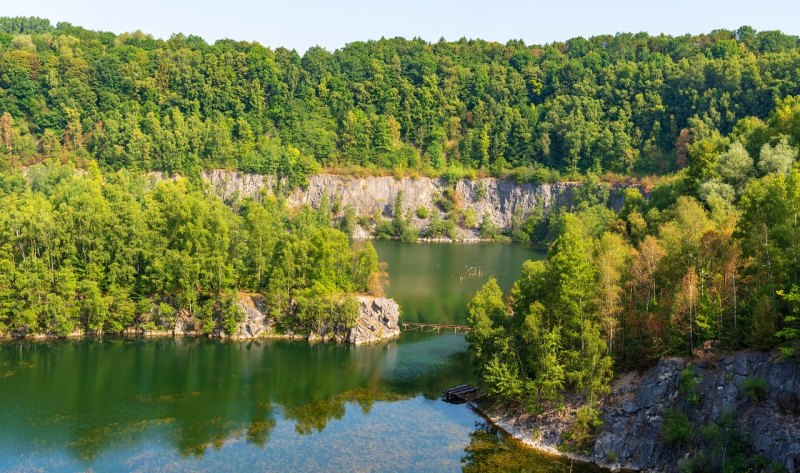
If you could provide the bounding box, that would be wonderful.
[0,242,607,472]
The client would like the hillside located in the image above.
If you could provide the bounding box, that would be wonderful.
[0,17,799,183]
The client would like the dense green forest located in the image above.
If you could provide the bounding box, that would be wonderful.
[1,17,800,181]
[465,96,800,467]
[0,161,385,337]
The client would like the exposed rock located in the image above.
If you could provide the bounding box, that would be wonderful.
[489,351,800,472]
[144,292,400,345]
[197,171,634,233]
[347,296,401,345]
[231,292,272,339]
[173,312,198,337]
[590,351,800,472]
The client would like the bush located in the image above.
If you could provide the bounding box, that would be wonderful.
[479,212,500,240]
[463,207,478,228]
[677,451,709,473]
[375,219,394,239]
[741,376,768,401]
[434,190,456,212]
[416,206,429,219]
[475,181,487,200]
[561,406,603,452]
[680,364,702,404]
[662,407,693,445]
[425,209,456,239]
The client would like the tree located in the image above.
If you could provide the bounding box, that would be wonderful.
[758,137,797,175]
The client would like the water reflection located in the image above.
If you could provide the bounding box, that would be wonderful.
[372,241,545,324]
[0,334,481,470]
[0,243,606,472]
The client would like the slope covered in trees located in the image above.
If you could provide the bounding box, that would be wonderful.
[0,161,385,337]
[466,97,800,461]
[1,17,800,182]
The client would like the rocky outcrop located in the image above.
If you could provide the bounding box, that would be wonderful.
[596,351,800,472]
[231,292,272,339]
[199,170,631,232]
[347,296,401,345]
[171,293,399,344]
[491,351,800,472]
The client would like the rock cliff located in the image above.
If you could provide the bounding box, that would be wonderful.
[346,296,401,345]
[200,170,629,231]
[596,351,799,472]
[491,350,800,472]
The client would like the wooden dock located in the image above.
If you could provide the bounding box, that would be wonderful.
[442,384,479,403]
[401,322,472,333]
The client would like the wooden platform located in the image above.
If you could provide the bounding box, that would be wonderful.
[401,322,472,333]
[442,384,479,403]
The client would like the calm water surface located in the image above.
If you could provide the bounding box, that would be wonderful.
[372,240,545,324]
[0,243,606,472]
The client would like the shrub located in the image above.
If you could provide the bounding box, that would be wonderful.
[479,212,499,240]
[475,181,487,200]
[375,219,394,239]
[662,407,693,445]
[677,451,709,473]
[741,376,768,401]
[434,189,456,212]
[680,364,702,404]
[416,206,429,219]
[561,406,603,452]
[463,207,478,228]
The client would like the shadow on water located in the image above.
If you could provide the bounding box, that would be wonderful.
[0,243,608,472]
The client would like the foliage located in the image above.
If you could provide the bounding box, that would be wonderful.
[680,365,702,404]
[478,212,500,240]
[561,406,603,453]
[0,18,798,186]
[662,408,693,445]
[741,376,768,402]
[0,161,385,337]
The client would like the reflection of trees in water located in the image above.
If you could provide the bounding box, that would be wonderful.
[283,388,411,435]
[0,336,468,460]
[461,422,608,473]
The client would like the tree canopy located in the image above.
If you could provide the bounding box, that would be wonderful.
[0,17,799,182]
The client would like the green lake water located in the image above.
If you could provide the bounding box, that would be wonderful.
[0,242,608,472]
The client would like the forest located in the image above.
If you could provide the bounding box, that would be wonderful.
[465,95,800,468]
[0,17,799,183]
[0,160,385,337]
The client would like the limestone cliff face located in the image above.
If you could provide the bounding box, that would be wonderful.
[201,170,629,230]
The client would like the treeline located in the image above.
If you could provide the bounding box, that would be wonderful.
[1,17,800,181]
[0,161,385,337]
[466,97,800,444]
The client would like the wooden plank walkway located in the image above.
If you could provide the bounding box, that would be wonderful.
[442,384,479,403]
[401,322,472,333]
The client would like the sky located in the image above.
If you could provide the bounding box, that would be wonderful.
[3,0,800,52]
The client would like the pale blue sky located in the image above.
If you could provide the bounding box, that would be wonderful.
[3,0,799,52]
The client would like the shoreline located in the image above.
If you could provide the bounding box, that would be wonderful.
[464,398,625,472]
[0,329,401,345]
[482,406,624,471]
